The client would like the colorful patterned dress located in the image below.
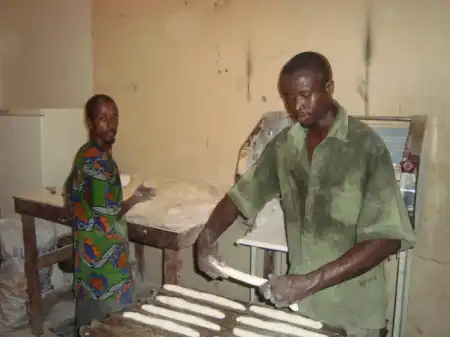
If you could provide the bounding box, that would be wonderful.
[65,141,133,304]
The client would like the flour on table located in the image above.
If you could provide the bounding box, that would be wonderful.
[124,179,220,230]
[156,180,219,201]
[156,295,226,319]
[233,327,271,337]
[163,284,246,311]
[236,316,327,337]
[141,304,221,331]
[249,305,322,330]
[123,311,200,337]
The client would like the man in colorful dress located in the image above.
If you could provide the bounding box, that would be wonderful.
[195,52,416,337]
[65,94,155,335]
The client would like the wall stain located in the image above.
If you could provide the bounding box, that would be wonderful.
[246,40,253,102]
[213,0,225,9]
[261,95,267,102]
[131,84,138,93]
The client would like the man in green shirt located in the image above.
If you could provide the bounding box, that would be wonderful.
[195,51,416,337]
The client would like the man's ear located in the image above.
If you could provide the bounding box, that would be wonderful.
[325,80,335,96]
[86,118,93,130]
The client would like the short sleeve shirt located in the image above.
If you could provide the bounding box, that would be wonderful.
[228,103,416,330]
[65,142,133,304]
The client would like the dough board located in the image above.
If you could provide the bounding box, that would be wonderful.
[83,286,347,337]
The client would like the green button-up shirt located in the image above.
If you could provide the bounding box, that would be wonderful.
[228,104,416,331]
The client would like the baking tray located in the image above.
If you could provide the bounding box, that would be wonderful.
[82,286,347,337]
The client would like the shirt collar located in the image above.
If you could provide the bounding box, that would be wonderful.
[288,100,349,143]
[327,101,349,142]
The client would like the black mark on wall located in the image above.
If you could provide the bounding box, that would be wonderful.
[246,40,253,102]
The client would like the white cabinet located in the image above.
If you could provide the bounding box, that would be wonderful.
[0,109,87,219]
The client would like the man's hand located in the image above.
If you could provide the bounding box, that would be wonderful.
[196,242,229,280]
[132,184,157,203]
[258,274,318,308]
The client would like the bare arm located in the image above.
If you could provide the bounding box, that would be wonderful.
[196,195,240,251]
[117,185,156,220]
[304,239,400,294]
[117,196,139,220]
[195,136,280,279]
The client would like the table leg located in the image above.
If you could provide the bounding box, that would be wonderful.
[134,244,145,281]
[162,249,182,284]
[22,215,44,336]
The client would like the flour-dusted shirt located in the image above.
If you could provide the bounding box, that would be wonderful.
[228,104,416,331]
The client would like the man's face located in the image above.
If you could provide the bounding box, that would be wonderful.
[87,101,119,145]
[278,70,334,126]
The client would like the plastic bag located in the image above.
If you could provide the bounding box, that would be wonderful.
[0,218,57,331]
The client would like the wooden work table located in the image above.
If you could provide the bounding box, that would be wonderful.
[13,191,208,337]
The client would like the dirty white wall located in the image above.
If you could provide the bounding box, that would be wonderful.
[0,0,93,109]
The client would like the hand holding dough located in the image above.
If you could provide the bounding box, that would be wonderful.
[209,257,299,312]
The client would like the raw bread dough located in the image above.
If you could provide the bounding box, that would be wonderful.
[210,258,267,287]
[233,327,270,337]
[163,284,246,311]
[141,304,220,331]
[156,295,226,319]
[209,258,299,312]
[123,311,200,337]
[236,316,327,337]
[249,305,322,330]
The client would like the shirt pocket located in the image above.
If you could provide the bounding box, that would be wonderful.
[330,187,362,225]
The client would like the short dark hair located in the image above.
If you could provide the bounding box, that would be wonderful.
[280,51,332,86]
[85,94,116,121]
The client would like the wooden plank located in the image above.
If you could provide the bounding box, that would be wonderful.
[162,249,182,285]
[37,244,73,268]
[87,288,348,337]
[21,215,44,337]
[13,197,205,250]
[14,198,71,226]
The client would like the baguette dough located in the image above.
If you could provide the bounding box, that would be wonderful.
[233,327,271,337]
[249,305,322,330]
[141,304,220,331]
[163,284,246,311]
[156,295,226,319]
[236,316,327,337]
[123,311,200,337]
[209,258,299,311]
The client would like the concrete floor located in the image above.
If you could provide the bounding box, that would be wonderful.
[4,324,58,337]
[2,281,156,337]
